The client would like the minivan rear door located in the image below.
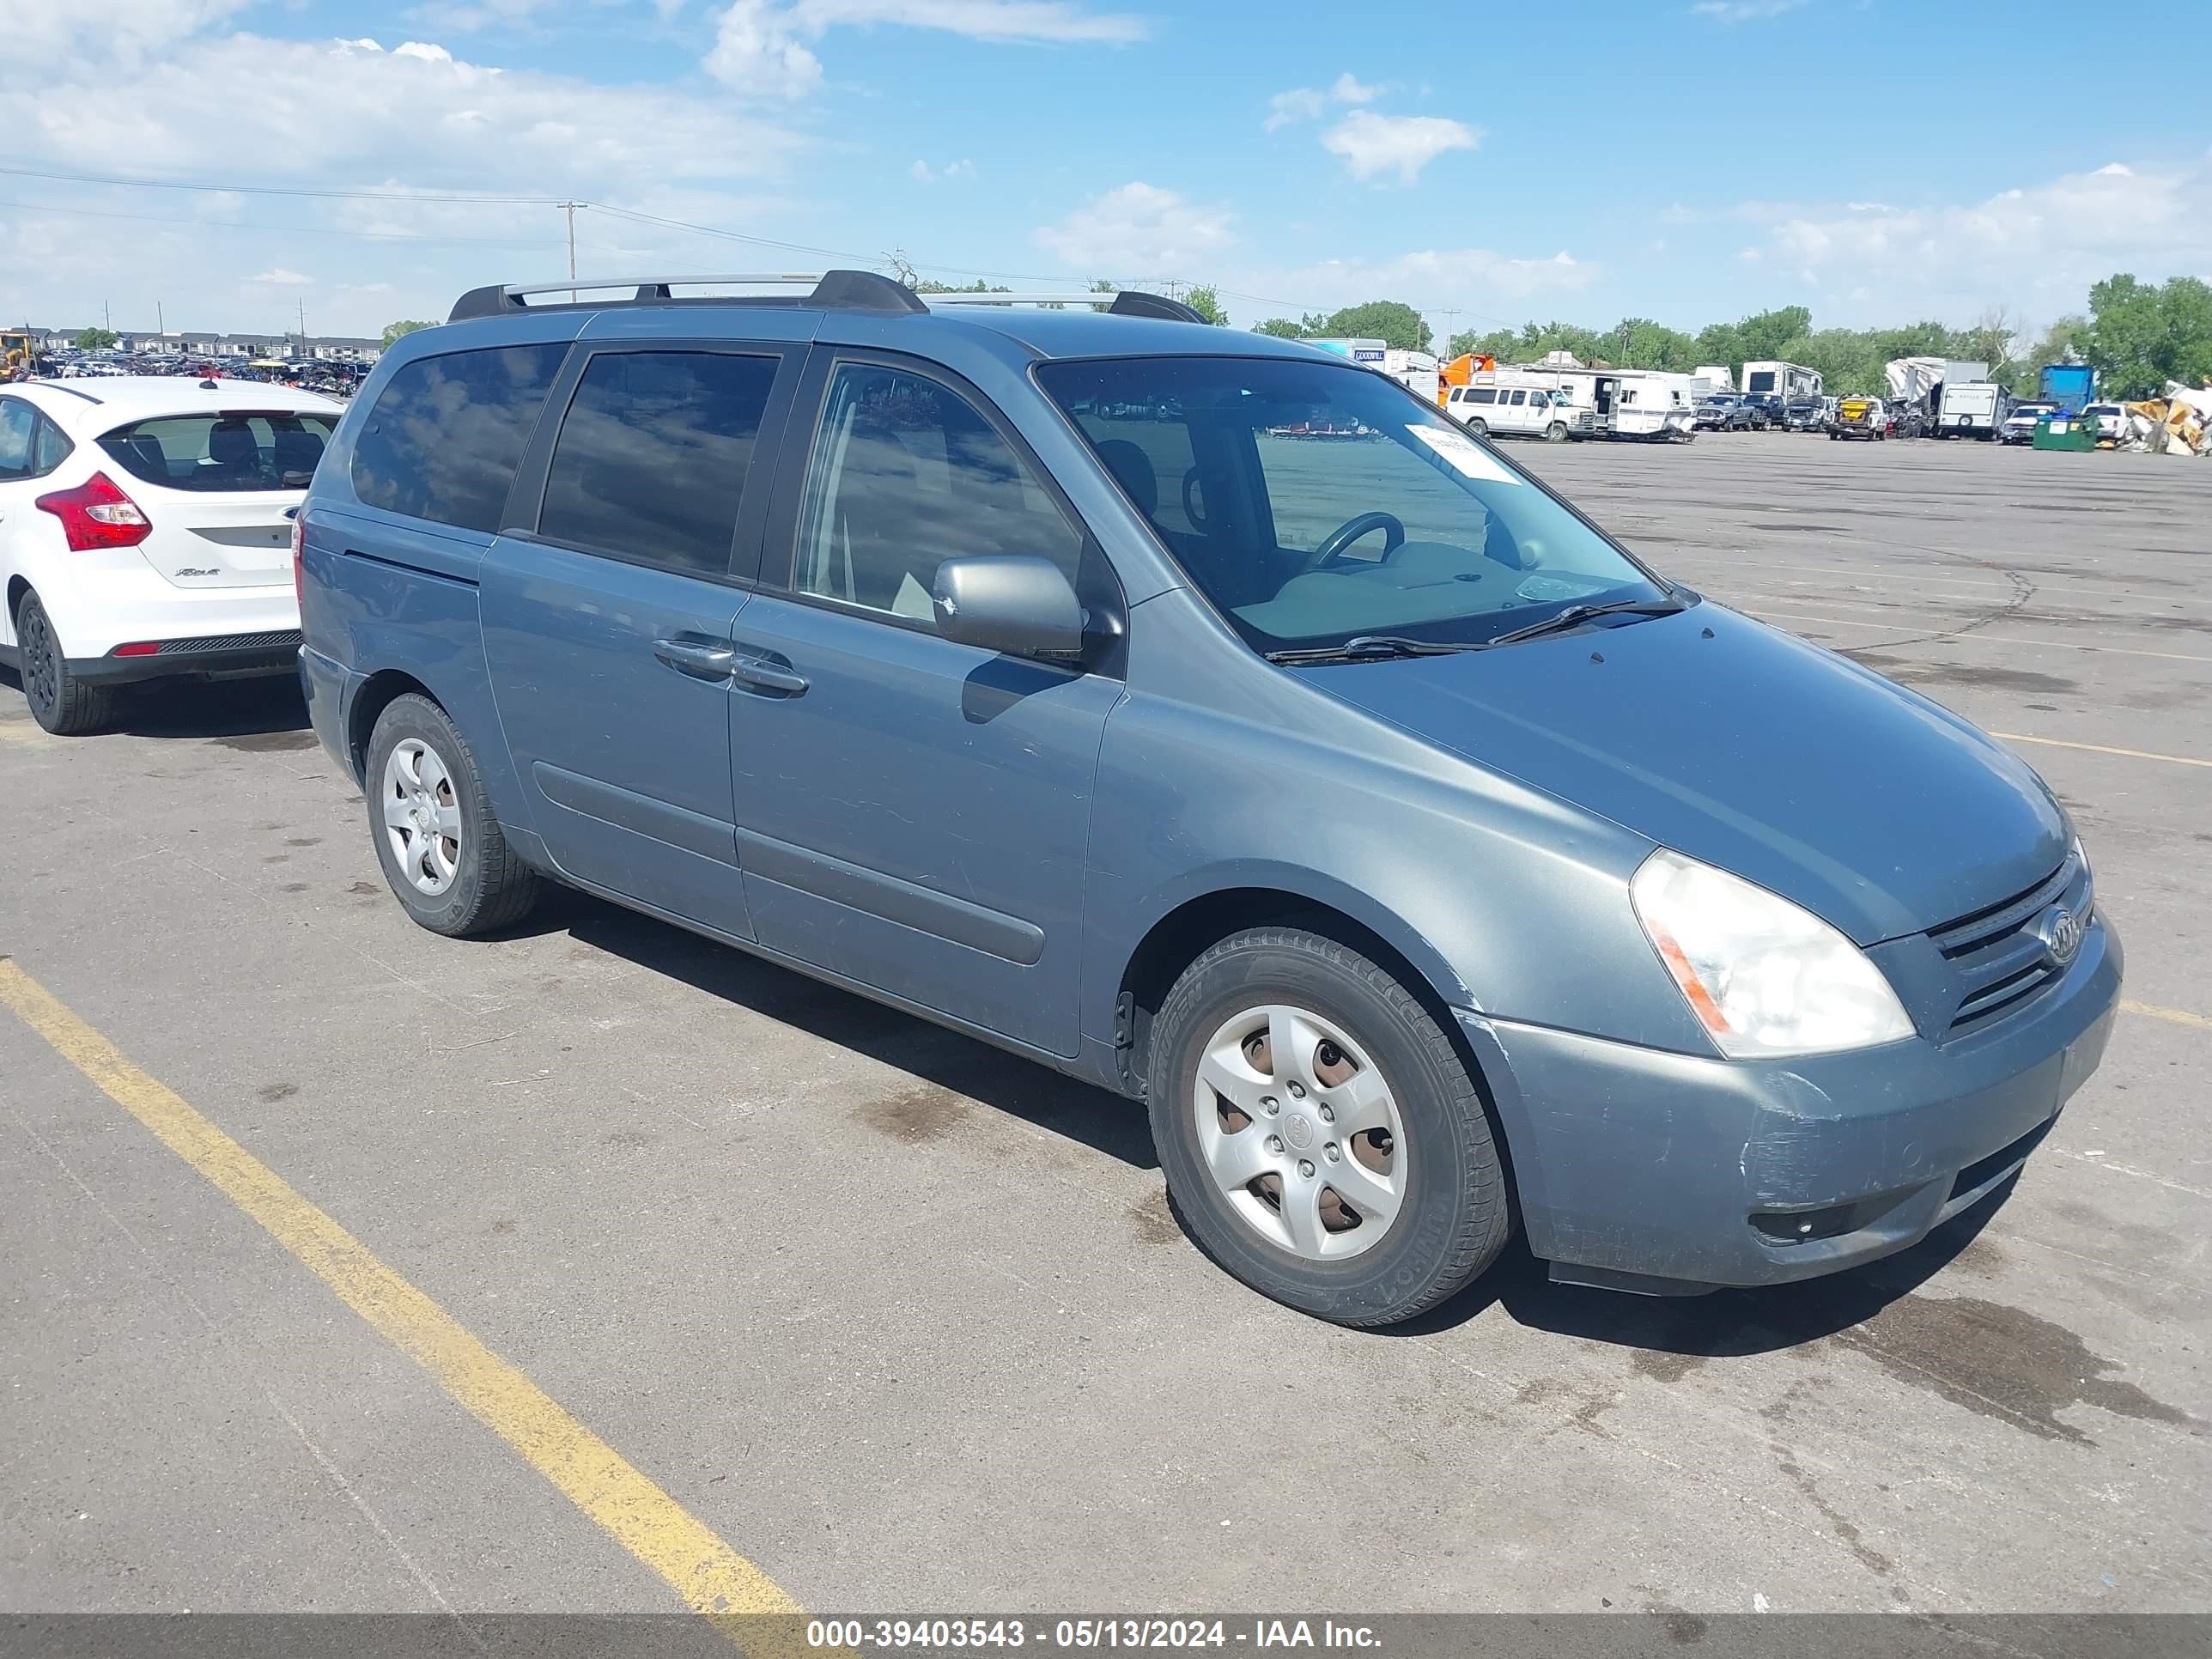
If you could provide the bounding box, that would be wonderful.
[481,337,807,938]
[96,408,338,588]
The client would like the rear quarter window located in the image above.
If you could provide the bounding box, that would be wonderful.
[349,343,569,532]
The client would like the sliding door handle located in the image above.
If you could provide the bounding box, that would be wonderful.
[730,655,808,696]
[653,638,737,680]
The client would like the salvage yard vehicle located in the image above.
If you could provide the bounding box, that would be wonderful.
[1937,379,2008,440]
[1443,377,1589,442]
[297,271,2121,1327]
[0,376,342,732]
[2002,401,2059,445]
[1781,398,1826,432]
[1694,394,1760,431]
[1832,395,1888,440]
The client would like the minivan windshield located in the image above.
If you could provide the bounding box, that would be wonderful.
[1038,356,1669,653]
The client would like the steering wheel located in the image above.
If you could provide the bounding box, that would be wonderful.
[1304,511,1407,572]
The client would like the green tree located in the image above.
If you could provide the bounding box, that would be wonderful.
[2082,275,2212,399]
[1253,317,1308,338]
[74,326,118,350]
[2014,313,2091,396]
[1316,300,1431,352]
[380,319,432,348]
[1183,284,1229,327]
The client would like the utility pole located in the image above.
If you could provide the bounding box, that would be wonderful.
[157,300,164,334]
[1436,307,1463,356]
[560,201,584,301]
[1618,322,1632,368]
[299,297,307,355]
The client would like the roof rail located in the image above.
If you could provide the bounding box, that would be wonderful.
[923,289,1206,325]
[447,269,926,323]
[444,269,1203,325]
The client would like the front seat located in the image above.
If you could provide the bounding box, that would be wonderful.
[1094,439,1158,522]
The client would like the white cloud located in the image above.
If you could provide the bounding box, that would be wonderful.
[1260,246,1600,311]
[1692,0,1809,21]
[250,268,313,286]
[1322,111,1480,184]
[1747,156,2212,312]
[910,158,976,183]
[706,0,823,95]
[707,0,1144,94]
[1264,70,1379,131]
[0,0,252,64]
[1034,182,1233,273]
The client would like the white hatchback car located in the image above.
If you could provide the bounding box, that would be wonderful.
[0,376,342,732]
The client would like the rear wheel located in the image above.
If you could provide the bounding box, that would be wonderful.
[1146,928,1510,1327]
[366,693,543,936]
[13,591,113,736]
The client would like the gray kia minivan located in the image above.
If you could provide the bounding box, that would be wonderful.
[297,272,2119,1326]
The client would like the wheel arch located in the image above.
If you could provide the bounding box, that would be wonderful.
[1113,875,1479,1091]
[347,667,439,783]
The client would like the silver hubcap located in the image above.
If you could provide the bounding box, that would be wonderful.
[381,738,462,896]
[1192,1003,1407,1261]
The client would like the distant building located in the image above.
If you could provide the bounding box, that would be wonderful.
[29,325,380,364]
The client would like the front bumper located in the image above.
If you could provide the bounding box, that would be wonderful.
[1459,915,2121,1291]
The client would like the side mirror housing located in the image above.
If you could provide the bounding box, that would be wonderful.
[931,556,1084,657]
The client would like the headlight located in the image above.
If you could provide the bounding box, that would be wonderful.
[1631,848,1915,1059]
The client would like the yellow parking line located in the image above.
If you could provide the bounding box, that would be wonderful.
[1989,732,2212,769]
[2124,999,2212,1032]
[0,957,800,1626]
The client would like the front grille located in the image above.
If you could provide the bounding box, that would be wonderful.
[158,629,302,656]
[1928,855,2087,1035]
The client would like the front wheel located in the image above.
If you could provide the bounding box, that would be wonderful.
[1545,422,1570,443]
[1147,928,1510,1327]
[13,591,113,735]
[1465,417,1488,437]
[366,693,543,936]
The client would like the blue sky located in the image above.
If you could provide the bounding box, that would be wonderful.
[3,1,2207,341]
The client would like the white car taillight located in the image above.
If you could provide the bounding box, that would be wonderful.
[34,471,153,550]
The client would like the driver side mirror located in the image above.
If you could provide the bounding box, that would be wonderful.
[932,556,1084,658]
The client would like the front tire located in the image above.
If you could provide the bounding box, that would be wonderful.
[1545,422,1570,444]
[1147,928,1510,1327]
[13,591,113,736]
[1466,417,1488,437]
[365,693,543,937]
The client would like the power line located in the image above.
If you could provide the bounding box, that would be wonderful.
[0,163,564,205]
[0,196,578,251]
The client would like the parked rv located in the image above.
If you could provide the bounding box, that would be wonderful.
[1741,361,1824,403]
[1936,380,2008,441]
[1609,370,1698,441]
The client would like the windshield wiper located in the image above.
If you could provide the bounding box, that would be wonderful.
[1482,595,1690,647]
[1263,635,1486,665]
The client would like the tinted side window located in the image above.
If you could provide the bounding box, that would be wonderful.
[0,398,33,478]
[793,364,1081,622]
[350,343,568,532]
[538,351,779,576]
[34,416,73,475]
[1467,388,1496,405]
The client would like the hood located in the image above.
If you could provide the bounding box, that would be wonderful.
[1299,604,2067,945]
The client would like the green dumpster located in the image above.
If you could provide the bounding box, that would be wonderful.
[2033,415,2096,451]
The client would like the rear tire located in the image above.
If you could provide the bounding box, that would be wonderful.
[1146,927,1510,1327]
[13,591,113,736]
[365,693,542,937]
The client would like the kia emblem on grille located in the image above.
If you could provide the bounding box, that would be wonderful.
[2037,904,2086,967]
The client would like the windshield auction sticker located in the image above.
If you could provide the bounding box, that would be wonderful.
[1405,424,1523,485]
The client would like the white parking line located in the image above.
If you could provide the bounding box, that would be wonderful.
[1751,608,2212,664]
[1990,734,2212,769]
[1662,552,2197,604]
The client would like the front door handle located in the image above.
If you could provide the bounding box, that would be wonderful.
[730,655,809,696]
[653,637,737,681]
